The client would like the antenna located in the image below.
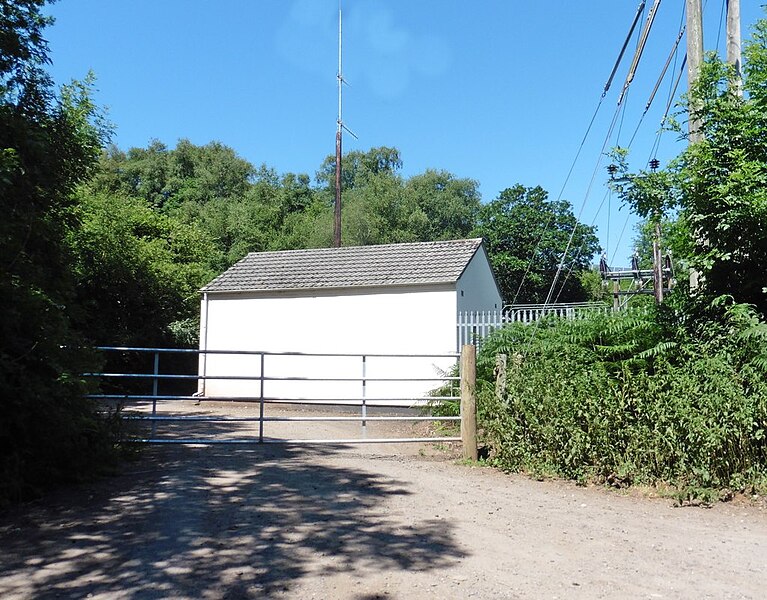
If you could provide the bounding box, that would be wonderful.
[333,7,343,247]
[333,5,356,248]
[337,6,342,137]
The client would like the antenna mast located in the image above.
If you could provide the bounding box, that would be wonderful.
[332,4,357,247]
[333,7,343,247]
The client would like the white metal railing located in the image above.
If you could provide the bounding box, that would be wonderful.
[85,346,464,445]
[457,302,608,347]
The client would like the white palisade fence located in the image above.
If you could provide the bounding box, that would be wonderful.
[457,302,608,348]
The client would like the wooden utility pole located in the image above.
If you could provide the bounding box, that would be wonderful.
[334,131,342,247]
[653,220,664,303]
[727,0,742,95]
[460,344,477,462]
[686,0,704,142]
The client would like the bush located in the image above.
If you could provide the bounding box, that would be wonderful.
[473,302,767,495]
[0,3,123,507]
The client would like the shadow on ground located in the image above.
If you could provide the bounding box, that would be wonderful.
[0,437,465,599]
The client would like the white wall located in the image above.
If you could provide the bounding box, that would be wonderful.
[199,286,459,404]
[456,245,504,312]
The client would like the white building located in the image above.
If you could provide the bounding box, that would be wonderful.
[197,238,502,404]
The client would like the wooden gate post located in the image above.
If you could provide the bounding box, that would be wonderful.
[461,344,478,461]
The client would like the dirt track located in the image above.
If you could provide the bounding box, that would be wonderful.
[1,404,766,599]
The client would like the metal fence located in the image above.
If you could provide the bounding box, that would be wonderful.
[86,346,463,446]
[457,302,608,347]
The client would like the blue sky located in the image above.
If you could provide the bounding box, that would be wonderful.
[44,1,764,265]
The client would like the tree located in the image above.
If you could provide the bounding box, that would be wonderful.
[313,147,481,247]
[315,146,403,192]
[472,185,600,303]
[631,217,687,272]
[312,146,409,247]
[90,141,318,266]
[0,0,118,504]
[91,138,256,211]
[675,27,767,314]
[67,190,218,347]
[614,16,767,315]
[404,169,481,241]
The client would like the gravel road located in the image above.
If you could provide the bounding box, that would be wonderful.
[1,403,766,599]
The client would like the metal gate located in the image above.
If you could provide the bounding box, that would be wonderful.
[86,347,469,446]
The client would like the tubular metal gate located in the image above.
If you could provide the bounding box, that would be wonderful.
[86,347,462,445]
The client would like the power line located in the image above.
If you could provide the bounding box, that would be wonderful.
[545,1,665,306]
[649,2,688,159]
[510,2,648,305]
[617,0,663,107]
[626,25,686,149]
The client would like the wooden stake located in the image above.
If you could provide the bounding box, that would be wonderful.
[461,344,477,461]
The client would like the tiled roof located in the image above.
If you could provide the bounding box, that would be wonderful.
[201,238,484,293]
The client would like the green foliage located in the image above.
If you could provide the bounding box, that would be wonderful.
[578,268,611,302]
[614,16,767,316]
[92,142,483,263]
[471,184,600,303]
[0,0,121,506]
[0,0,52,96]
[315,146,403,193]
[631,217,687,268]
[313,147,481,247]
[91,139,255,211]
[337,167,415,245]
[67,190,217,347]
[404,169,482,241]
[474,305,767,495]
[558,21,767,499]
[607,148,681,220]
[676,40,767,314]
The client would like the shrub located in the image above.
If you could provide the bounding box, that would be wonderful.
[473,302,767,495]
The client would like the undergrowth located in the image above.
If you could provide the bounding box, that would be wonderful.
[463,297,767,500]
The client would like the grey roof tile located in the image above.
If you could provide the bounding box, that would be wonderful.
[201,238,484,293]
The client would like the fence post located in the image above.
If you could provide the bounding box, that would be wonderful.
[151,351,159,438]
[258,352,265,444]
[460,344,477,461]
[361,354,367,439]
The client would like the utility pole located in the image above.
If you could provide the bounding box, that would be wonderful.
[685,0,705,292]
[648,158,664,304]
[333,8,343,248]
[653,220,664,303]
[686,0,704,142]
[727,0,742,95]
[605,158,668,305]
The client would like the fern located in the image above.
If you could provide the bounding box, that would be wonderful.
[456,298,767,497]
[636,341,679,360]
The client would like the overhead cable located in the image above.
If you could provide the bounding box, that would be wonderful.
[603,1,648,97]
[644,28,685,118]
[617,0,663,107]
[627,26,685,148]
[647,56,687,159]
[547,2,665,303]
[510,2,647,305]
[543,101,625,306]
